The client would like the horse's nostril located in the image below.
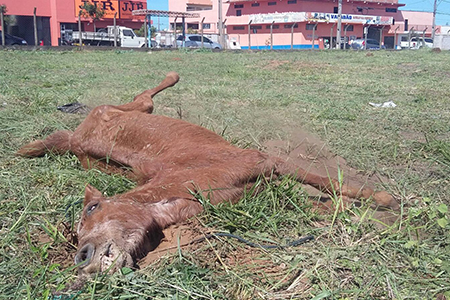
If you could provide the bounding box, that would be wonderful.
[75,243,95,267]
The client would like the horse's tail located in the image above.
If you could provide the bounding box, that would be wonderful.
[17,130,73,157]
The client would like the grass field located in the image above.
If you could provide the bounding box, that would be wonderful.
[0,48,449,299]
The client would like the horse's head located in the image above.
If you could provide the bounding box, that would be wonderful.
[74,185,163,275]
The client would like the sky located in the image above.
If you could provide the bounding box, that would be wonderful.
[400,0,450,25]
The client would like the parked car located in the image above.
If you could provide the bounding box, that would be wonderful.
[410,37,433,49]
[176,34,222,49]
[0,31,27,45]
[350,38,385,50]
[400,36,433,49]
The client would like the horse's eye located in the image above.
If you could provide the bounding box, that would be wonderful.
[86,202,99,215]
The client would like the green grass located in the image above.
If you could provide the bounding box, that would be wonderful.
[0,48,449,299]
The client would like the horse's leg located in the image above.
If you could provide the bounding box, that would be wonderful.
[267,157,397,209]
[114,72,179,114]
[17,130,73,157]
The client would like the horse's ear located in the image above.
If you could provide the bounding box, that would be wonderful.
[84,184,104,206]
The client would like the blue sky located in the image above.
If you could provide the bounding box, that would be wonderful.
[147,0,169,30]
[400,0,450,25]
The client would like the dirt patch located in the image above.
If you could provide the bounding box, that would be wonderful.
[263,60,290,70]
[400,130,427,143]
[139,219,205,266]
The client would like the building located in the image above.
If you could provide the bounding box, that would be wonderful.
[0,0,146,46]
[169,0,437,49]
[0,0,438,48]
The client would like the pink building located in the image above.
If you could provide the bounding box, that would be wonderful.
[0,0,146,46]
[0,0,437,48]
[169,0,436,49]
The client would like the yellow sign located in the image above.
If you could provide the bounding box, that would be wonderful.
[75,0,146,19]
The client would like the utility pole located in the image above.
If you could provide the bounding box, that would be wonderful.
[432,0,437,42]
[336,0,342,49]
[218,0,224,48]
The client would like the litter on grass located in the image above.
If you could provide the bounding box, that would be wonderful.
[369,101,397,108]
[57,102,91,114]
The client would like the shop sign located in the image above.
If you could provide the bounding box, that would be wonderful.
[75,0,146,19]
[249,12,307,24]
[306,12,393,25]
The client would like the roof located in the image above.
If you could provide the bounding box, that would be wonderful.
[187,0,213,6]
[132,9,200,18]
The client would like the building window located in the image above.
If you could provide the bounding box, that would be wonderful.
[344,25,354,32]
[333,7,338,13]
[404,19,408,31]
[288,0,297,4]
[268,1,276,6]
[266,24,279,29]
[250,25,262,30]
[187,4,213,11]
[251,2,260,6]
[234,4,243,8]
[203,23,211,29]
[233,26,245,30]
[385,8,397,13]
[236,10,242,16]
[284,24,298,28]
[305,24,317,30]
[187,23,199,30]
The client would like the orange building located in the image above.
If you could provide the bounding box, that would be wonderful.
[0,0,146,46]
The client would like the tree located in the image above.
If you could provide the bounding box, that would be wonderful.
[135,24,156,38]
[79,2,105,32]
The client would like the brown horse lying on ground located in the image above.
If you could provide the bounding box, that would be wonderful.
[18,72,397,275]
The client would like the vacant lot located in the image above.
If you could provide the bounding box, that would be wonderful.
[0,49,449,299]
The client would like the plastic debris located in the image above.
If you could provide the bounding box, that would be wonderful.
[57,102,90,114]
[369,101,397,108]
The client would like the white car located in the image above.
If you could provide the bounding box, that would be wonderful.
[401,37,433,49]
[410,37,433,49]
[176,34,222,49]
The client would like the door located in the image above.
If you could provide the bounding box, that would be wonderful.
[121,29,139,47]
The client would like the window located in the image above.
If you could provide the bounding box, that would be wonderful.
[250,25,262,30]
[344,25,354,32]
[251,2,260,6]
[234,4,243,8]
[236,9,242,16]
[122,29,134,37]
[385,8,397,13]
[187,23,199,30]
[284,24,298,28]
[233,26,245,30]
[268,1,276,5]
[404,19,408,31]
[333,7,338,13]
[187,4,213,11]
[288,0,297,4]
[203,23,211,29]
[305,24,317,30]
[266,24,279,29]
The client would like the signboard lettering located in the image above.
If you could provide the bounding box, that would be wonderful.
[75,0,146,19]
